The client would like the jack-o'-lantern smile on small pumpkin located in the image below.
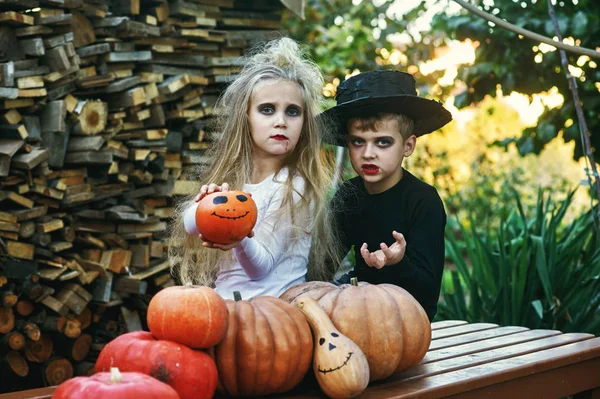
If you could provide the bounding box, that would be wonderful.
[194,190,259,244]
[210,194,252,220]
[317,333,354,374]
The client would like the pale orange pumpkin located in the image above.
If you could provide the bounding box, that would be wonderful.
[296,296,369,399]
[210,292,313,396]
[280,278,431,382]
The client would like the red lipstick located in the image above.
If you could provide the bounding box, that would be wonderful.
[362,164,379,175]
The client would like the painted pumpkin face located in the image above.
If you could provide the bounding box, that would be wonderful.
[195,190,258,244]
[317,332,353,374]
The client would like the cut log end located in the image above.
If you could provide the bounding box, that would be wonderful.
[43,358,73,386]
[5,351,29,377]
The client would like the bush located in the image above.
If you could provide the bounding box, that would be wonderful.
[438,189,600,335]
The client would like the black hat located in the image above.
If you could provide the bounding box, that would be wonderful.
[320,70,453,146]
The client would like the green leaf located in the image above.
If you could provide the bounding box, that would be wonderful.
[572,11,589,37]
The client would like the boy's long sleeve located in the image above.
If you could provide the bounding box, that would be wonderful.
[333,170,446,320]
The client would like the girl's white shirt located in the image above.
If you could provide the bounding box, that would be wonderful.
[184,168,312,299]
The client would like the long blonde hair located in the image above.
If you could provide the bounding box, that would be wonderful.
[168,37,341,286]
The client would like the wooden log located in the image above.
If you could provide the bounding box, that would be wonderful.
[41,357,73,386]
[2,330,26,351]
[19,276,42,300]
[11,147,50,170]
[60,333,92,362]
[0,307,15,334]
[71,100,107,135]
[0,139,23,177]
[24,333,53,363]
[15,299,35,316]
[74,306,91,330]
[1,350,29,378]
[40,100,67,133]
[7,240,35,260]
[0,288,18,308]
[15,319,41,341]
[19,220,36,238]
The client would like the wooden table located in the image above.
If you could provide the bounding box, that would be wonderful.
[2,320,599,399]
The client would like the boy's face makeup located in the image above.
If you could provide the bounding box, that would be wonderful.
[248,79,304,161]
[346,117,416,194]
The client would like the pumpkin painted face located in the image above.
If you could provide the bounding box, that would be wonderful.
[317,332,353,374]
[195,190,258,244]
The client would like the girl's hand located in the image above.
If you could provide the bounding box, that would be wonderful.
[360,231,406,269]
[199,230,255,251]
[194,182,230,202]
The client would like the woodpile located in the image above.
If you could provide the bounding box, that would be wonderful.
[0,0,288,393]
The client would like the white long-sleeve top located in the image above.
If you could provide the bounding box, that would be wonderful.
[184,168,312,299]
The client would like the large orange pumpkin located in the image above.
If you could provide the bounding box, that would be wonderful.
[194,190,258,244]
[280,278,431,382]
[209,293,313,396]
[147,284,228,349]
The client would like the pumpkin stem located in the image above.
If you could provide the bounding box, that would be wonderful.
[110,367,122,384]
[233,291,242,301]
[184,282,194,288]
[351,277,358,286]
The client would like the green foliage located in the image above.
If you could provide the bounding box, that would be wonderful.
[406,97,588,230]
[282,0,405,83]
[425,0,600,162]
[439,189,600,335]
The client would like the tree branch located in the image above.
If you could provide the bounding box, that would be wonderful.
[452,0,600,59]
[546,0,600,224]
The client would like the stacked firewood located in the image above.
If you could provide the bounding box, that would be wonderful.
[0,0,288,393]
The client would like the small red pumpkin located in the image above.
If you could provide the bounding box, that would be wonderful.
[194,190,258,244]
[147,284,228,349]
[95,331,217,399]
[52,368,180,399]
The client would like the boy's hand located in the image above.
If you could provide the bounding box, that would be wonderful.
[199,230,255,251]
[360,231,406,269]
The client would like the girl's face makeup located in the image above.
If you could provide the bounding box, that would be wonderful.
[346,117,416,194]
[248,79,304,160]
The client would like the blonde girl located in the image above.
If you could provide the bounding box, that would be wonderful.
[168,37,339,299]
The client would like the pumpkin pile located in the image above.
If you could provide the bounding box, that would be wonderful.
[93,284,226,399]
[280,278,432,383]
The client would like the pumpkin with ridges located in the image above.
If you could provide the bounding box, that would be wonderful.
[209,293,313,396]
[147,284,228,349]
[280,279,431,381]
[52,368,180,399]
[95,331,217,399]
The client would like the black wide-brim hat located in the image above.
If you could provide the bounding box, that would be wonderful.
[320,70,453,146]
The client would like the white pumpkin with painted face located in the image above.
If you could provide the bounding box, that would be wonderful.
[295,296,370,399]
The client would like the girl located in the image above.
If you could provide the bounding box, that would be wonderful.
[168,37,340,299]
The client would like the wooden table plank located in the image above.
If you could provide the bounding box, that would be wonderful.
[358,337,600,399]
[422,329,562,364]
[430,326,528,351]
[432,323,499,340]
[392,333,594,383]
[431,320,468,331]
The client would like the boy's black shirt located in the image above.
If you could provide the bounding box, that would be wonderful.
[332,169,447,320]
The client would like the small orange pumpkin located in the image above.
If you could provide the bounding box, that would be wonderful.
[147,284,229,349]
[194,190,258,244]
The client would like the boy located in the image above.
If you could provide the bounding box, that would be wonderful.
[322,70,452,321]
